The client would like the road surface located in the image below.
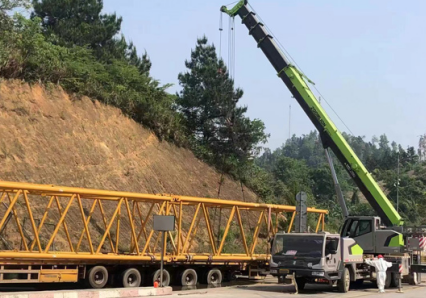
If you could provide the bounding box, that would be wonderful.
[171,276,426,298]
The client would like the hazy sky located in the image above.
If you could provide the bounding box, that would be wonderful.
[103,0,426,151]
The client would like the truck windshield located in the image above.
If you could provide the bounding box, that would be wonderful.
[272,235,324,257]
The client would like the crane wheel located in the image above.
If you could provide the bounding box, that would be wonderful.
[86,266,108,289]
[338,267,350,293]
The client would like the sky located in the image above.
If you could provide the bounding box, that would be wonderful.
[103,0,426,151]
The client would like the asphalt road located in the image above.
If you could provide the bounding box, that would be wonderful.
[171,276,426,298]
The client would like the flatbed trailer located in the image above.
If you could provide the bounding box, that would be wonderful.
[0,181,327,288]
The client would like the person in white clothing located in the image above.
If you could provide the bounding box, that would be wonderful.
[365,255,392,293]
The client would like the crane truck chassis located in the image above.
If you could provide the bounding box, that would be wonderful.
[0,181,327,288]
[221,0,426,292]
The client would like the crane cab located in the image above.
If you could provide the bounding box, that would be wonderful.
[340,216,403,254]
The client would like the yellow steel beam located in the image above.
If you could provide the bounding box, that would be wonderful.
[75,199,97,253]
[250,211,264,255]
[202,203,217,255]
[141,202,166,255]
[97,199,115,252]
[315,214,322,233]
[0,190,21,234]
[23,191,43,253]
[182,204,201,253]
[0,180,328,263]
[7,193,28,252]
[218,206,235,255]
[44,195,75,253]
[54,196,74,252]
[115,201,121,254]
[287,211,296,233]
[30,196,55,251]
[76,195,94,254]
[0,181,327,214]
[170,194,327,214]
[124,198,139,255]
[235,207,249,256]
[96,199,123,254]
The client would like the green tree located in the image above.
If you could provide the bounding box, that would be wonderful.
[32,0,121,52]
[177,36,268,174]
[0,0,30,30]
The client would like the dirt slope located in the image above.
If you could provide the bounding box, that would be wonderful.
[0,80,271,254]
[0,80,259,201]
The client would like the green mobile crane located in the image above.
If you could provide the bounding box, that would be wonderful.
[221,0,426,292]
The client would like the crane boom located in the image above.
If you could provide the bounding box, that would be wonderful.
[221,0,403,227]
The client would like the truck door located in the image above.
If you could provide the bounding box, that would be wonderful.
[344,219,374,253]
[325,237,340,272]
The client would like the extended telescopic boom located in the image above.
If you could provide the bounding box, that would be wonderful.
[221,0,402,227]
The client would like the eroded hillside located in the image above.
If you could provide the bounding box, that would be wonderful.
[0,80,273,253]
[0,80,260,201]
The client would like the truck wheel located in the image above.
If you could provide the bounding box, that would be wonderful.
[153,269,170,287]
[86,266,108,289]
[338,267,350,293]
[295,277,306,290]
[408,272,420,285]
[181,268,197,286]
[207,268,222,285]
[390,272,399,288]
[384,272,392,289]
[121,268,141,287]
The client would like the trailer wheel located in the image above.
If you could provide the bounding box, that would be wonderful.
[181,268,197,286]
[153,269,170,287]
[338,267,350,293]
[223,270,236,282]
[207,268,222,285]
[86,266,108,289]
[121,268,141,288]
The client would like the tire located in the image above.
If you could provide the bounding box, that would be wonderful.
[86,266,108,289]
[181,268,197,286]
[295,277,306,291]
[121,268,141,288]
[384,272,392,289]
[223,271,236,283]
[390,272,399,288]
[408,272,420,285]
[153,269,171,287]
[338,267,350,293]
[206,268,222,285]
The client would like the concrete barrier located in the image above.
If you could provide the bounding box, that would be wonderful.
[0,286,172,298]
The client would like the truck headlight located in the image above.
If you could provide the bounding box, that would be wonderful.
[312,271,324,276]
